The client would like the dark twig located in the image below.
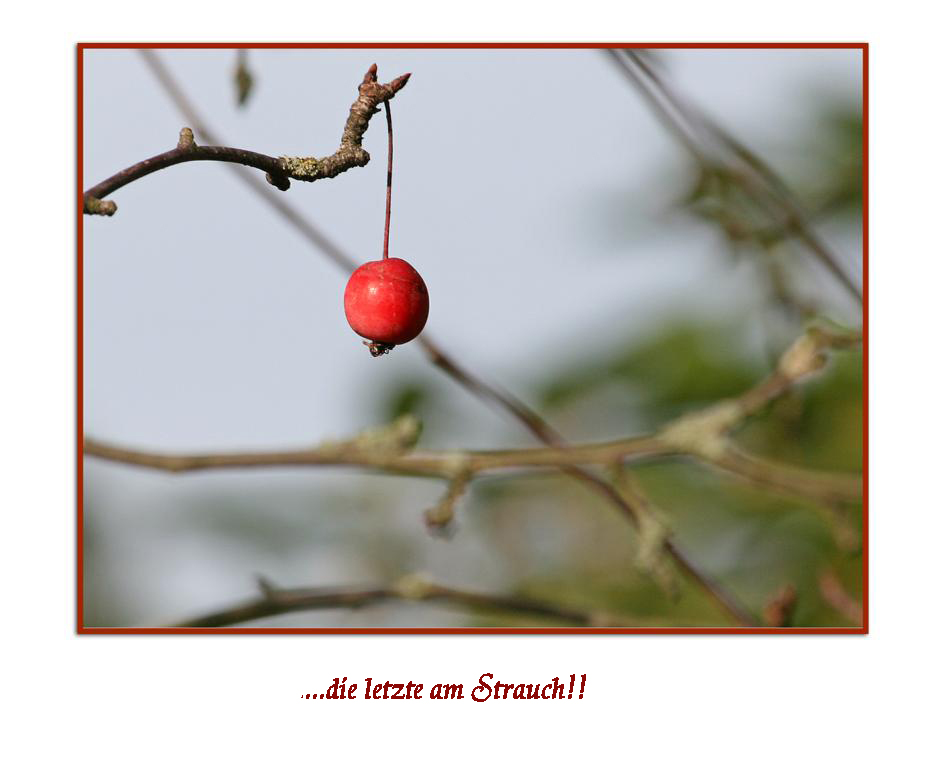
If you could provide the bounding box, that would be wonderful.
[174,574,648,628]
[83,61,410,215]
[84,129,293,214]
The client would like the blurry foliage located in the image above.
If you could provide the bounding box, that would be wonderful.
[82,494,138,627]
[591,91,862,269]
[681,95,862,262]
[684,165,788,253]
[793,96,863,218]
[539,321,760,428]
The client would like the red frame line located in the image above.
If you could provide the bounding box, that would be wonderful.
[77,42,869,636]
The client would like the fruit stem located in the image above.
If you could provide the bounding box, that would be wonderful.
[382,99,394,260]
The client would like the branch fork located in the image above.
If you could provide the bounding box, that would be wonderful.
[278,64,410,182]
[83,64,411,215]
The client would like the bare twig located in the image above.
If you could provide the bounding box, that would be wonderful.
[173,573,650,628]
[84,129,294,214]
[713,445,860,505]
[82,430,662,476]
[83,63,410,215]
[83,427,859,506]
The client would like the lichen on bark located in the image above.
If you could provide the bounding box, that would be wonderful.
[278,64,410,182]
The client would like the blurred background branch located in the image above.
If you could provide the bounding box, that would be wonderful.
[604,48,861,305]
[175,573,648,628]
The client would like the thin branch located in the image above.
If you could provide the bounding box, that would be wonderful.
[84,129,293,214]
[83,430,664,476]
[603,49,707,163]
[713,445,860,506]
[83,63,410,215]
[174,574,651,628]
[82,429,859,506]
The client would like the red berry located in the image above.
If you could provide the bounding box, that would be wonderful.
[344,258,429,353]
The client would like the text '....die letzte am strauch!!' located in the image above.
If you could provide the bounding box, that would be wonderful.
[302,673,587,702]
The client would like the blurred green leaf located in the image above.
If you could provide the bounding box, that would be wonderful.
[538,321,760,425]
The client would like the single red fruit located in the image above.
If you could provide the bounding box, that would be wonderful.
[344,257,429,355]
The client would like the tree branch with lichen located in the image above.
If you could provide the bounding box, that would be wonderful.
[82,64,410,215]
